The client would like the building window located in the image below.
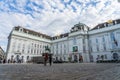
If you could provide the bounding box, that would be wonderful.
[17,43,21,52]
[89,40,93,52]
[73,37,77,45]
[22,44,25,53]
[34,50,36,54]
[37,49,39,54]
[27,50,29,54]
[19,28,23,32]
[12,42,16,52]
[31,49,33,54]
[27,56,29,60]
[104,55,107,59]
[115,20,117,24]
[96,38,99,51]
[82,38,86,52]
[104,23,106,27]
[11,55,14,60]
[97,55,100,60]
[102,37,106,51]
[27,45,30,54]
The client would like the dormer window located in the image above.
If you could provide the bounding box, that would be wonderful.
[19,28,23,32]
[84,27,88,31]
[75,27,78,31]
[82,26,84,30]
[104,23,106,27]
[97,26,100,29]
[70,29,74,32]
[115,20,117,24]
[26,31,29,34]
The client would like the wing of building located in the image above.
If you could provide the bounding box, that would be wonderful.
[89,19,120,62]
[0,46,5,60]
[6,19,120,63]
[6,26,51,63]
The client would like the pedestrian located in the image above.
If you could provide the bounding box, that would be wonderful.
[8,59,10,63]
[49,54,52,66]
[3,59,6,64]
[79,56,83,62]
[43,53,48,66]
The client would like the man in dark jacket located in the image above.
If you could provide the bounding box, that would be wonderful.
[49,54,52,66]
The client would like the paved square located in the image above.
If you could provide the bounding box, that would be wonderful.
[0,63,120,80]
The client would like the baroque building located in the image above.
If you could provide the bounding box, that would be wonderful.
[89,19,120,62]
[6,27,51,63]
[6,19,120,63]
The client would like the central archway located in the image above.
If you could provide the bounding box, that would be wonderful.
[113,53,119,60]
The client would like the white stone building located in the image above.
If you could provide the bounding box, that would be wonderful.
[89,19,120,62]
[0,46,5,60]
[6,19,120,63]
[51,23,90,62]
[6,27,51,63]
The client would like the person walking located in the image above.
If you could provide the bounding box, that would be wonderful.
[3,59,6,64]
[43,53,48,66]
[49,54,52,66]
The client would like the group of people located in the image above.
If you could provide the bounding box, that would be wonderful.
[7,59,23,63]
[43,53,52,66]
[0,59,6,64]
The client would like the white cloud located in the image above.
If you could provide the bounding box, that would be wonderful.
[0,0,120,51]
[63,0,70,3]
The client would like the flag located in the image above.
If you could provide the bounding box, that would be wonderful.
[111,32,118,46]
[114,38,118,46]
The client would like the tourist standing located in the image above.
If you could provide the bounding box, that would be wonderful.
[43,53,48,66]
[49,54,52,66]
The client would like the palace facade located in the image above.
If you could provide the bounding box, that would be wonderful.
[6,19,120,63]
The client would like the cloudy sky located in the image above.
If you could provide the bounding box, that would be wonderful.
[0,0,120,51]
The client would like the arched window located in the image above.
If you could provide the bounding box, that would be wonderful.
[115,20,117,24]
[27,56,29,60]
[11,55,14,60]
[19,28,23,32]
[113,53,118,60]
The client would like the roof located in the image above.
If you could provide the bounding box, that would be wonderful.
[70,22,89,33]
[14,26,52,40]
[91,19,120,30]
[52,33,69,40]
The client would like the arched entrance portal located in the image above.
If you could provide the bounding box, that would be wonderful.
[74,55,78,62]
[113,53,119,60]
[16,55,20,63]
[79,55,83,62]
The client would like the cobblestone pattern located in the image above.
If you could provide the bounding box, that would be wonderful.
[0,63,120,80]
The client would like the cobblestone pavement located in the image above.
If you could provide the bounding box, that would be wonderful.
[0,63,120,80]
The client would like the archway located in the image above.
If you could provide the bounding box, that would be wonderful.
[79,55,83,62]
[16,55,20,63]
[74,55,78,62]
[90,55,93,62]
[113,53,119,60]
